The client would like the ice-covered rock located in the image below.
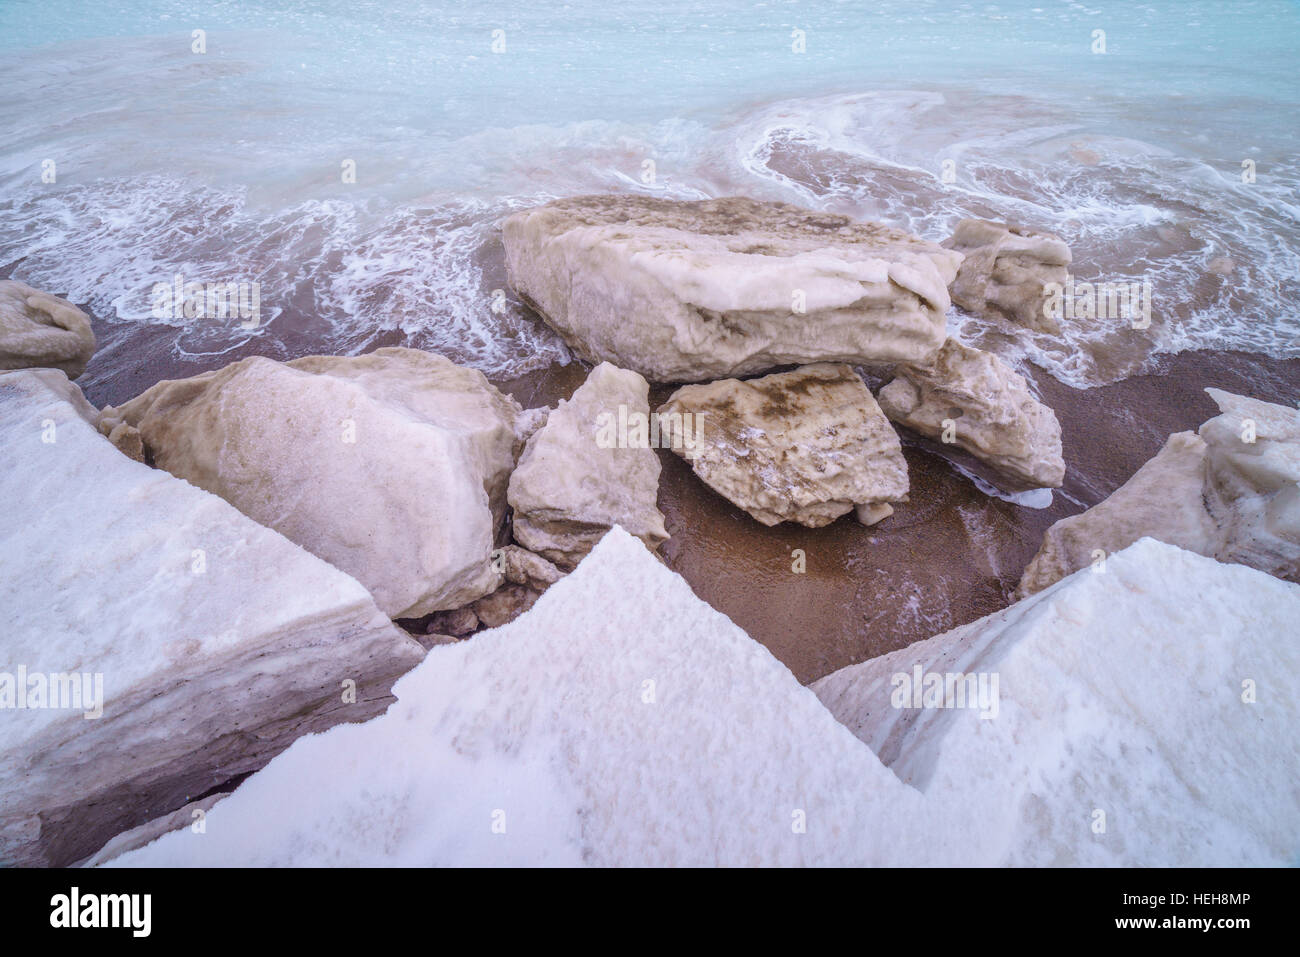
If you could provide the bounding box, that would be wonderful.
[813,538,1300,866]
[103,420,145,462]
[1199,388,1300,576]
[658,363,909,527]
[498,544,565,591]
[424,607,479,637]
[107,527,923,867]
[0,369,425,868]
[100,347,526,618]
[941,219,1071,333]
[469,584,541,628]
[878,338,1064,491]
[1018,388,1300,595]
[507,361,669,568]
[464,546,567,629]
[1017,432,1210,595]
[854,502,896,526]
[503,195,963,382]
[0,280,96,379]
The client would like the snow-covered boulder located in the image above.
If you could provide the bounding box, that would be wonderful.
[503,195,963,382]
[99,347,526,618]
[507,362,669,568]
[878,337,1064,491]
[105,530,1300,867]
[107,527,922,867]
[658,363,909,527]
[1018,388,1300,595]
[0,280,96,379]
[813,538,1300,866]
[0,369,425,868]
[942,219,1071,333]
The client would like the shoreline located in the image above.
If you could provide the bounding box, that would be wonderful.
[9,261,1296,684]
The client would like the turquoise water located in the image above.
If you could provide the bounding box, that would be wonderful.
[2,0,1298,390]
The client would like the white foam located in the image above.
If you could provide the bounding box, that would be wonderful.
[3,57,1297,391]
[731,89,1300,388]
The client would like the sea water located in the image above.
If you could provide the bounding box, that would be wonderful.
[1,0,1297,396]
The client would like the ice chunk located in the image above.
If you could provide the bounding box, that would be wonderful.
[0,369,425,867]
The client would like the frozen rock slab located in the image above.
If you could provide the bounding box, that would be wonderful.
[1018,388,1300,595]
[108,527,923,867]
[498,544,565,591]
[508,361,669,569]
[469,584,542,628]
[467,546,568,628]
[424,607,479,637]
[503,194,963,382]
[878,338,1064,492]
[0,369,425,868]
[658,363,909,527]
[1200,388,1300,577]
[458,547,567,630]
[941,219,1070,333]
[0,280,96,379]
[813,538,1300,866]
[100,347,526,618]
